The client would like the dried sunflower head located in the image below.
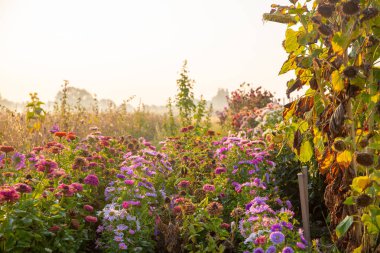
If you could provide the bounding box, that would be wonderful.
[356,194,372,208]
[318,4,335,18]
[356,152,374,167]
[342,0,360,16]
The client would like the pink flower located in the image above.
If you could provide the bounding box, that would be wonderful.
[177,180,190,188]
[84,174,99,186]
[84,205,94,212]
[202,184,215,192]
[85,216,98,223]
[71,183,83,191]
[122,201,129,209]
[214,167,227,174]
[58,184,75,197]
[129,229,135,235]
[254,235,266,245]
[124,180,134,185]
[0,186,20,203]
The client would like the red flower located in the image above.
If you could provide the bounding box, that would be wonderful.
[54,132,67,138]
[0,146,15,153]
[66,132,76,141]
[122,201,130,209]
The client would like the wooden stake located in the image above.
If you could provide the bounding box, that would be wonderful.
[298,168,311,247]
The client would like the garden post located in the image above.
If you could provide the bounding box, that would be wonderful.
[298,167,311,248]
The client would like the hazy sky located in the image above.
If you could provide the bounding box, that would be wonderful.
[0,0,292,106]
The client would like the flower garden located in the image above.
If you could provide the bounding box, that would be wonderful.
[0,125,309,253]
[1,0,380,252]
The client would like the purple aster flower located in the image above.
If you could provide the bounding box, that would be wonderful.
[247,216,259,222]
[119,243,127,249]
[96,225,104,233]
[275,198,283,205]
[249,204,274,214]
[117,224,128,230]
[300,234,307,245]
[114,235,123,242]
[245,202,253,210]
[253,196,268,205]
[253,247,264,253]
[266,246,276,253]
[270,224,282,232]
[84,174,99,186]
[285,200,292,209]
[49,124,60,134]
[117,174,126,179]
[146,192,157,197]
[269,231,285,244]
[253,178,261,186]
[296,242,306,249]
[265,173,270,183]
[12,152,26,170]
[281,221,293,230]
[282,247,294,253]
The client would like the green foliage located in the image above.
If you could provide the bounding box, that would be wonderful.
[175,60,196,127]
[336,216,354,239]
[171,60,214,134]
[26,92,46,132]
[265,0,380,251]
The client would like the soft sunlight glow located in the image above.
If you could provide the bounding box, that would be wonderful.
[0,0,291,105]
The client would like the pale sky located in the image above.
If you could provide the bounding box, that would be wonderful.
[0,0,292,106]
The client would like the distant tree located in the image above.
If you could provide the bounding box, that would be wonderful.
[211,88,229,111]
[55,85,94,109]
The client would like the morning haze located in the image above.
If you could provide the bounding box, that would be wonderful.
[0,0,291,106]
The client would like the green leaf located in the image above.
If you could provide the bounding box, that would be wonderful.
[332,32,348,55]
[336,215,353,238]
[298,140,313,163]
[343,196,355,205]
[21,217,33,226]
[368,142,380,150]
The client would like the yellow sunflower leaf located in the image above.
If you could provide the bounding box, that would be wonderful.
[352,176,371,193]
[336,150,352,169]
[331,70,344,92]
